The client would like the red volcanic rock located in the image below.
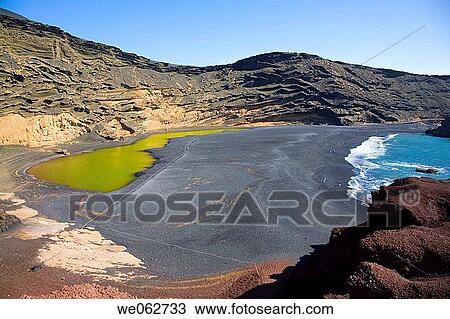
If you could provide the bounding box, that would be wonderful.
[359,223,450,277]
[22,284,133,299]
[347,262,450,298]
[369,177,449,227]
[288,177,450,298]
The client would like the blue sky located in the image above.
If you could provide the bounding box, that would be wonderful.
[1,0,449,74]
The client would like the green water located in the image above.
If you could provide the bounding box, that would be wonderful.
[29,129,227,192]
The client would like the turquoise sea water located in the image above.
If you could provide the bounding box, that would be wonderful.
[345,133,450,202]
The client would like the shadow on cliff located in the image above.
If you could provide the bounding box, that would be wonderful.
[238,244,326,299]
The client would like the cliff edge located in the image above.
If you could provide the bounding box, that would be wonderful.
[426,116,450,138]
[287,177,450,298]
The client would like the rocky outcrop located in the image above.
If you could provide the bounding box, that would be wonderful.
[0,209,20,233]
[1,13,450,146]
[425,116,450,138]
[287,177,450,298]
[0,113,89,146]
[369,177,449,227]
[415,167,439,174]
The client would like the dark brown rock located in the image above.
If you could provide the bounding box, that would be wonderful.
[425,116,450,138]
[415,167,439,174]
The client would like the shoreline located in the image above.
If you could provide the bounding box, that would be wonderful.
[2,121,432,194]
[0,123,431,297]
[0,229,293,298]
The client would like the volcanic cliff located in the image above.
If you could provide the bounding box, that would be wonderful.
[1,10,449,146]
[287,177,450,298]
[426,116,450,138]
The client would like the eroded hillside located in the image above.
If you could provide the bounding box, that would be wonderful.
[1,13,449,146]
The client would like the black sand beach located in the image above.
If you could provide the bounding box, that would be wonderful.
[0,124,427,284]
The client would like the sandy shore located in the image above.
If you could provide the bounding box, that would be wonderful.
[0,123,428,298]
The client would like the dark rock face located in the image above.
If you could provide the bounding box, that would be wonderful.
[415,167,439,174]
[1,13,449,143]
[287,177,450,298]
[425,116,450,138]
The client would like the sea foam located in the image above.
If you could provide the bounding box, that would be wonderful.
[345,134,397,203]
[345,133,450,204]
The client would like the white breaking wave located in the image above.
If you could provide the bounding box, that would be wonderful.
[383,161,446,173]
[345,134,398,203]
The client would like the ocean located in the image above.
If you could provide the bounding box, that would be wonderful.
[345,133,450,203]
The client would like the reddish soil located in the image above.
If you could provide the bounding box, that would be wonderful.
[368,177,450,227]
[348,262,450,298]
[23,284,133,299]
[0,234,291,298]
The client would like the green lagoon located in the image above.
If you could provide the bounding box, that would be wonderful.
[29,129,227,192]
